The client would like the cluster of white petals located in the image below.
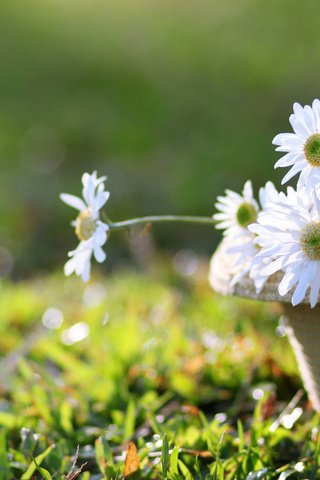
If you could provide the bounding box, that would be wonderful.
[273,100,320,189]
[250,189,320,307]
[213,99,320,308]
[211,180,279,294]
[60,171,109,282]
[60,100,320,306]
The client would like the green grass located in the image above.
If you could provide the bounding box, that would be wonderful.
[1,262,319,478]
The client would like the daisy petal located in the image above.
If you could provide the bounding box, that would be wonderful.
[94,245,106,263]
[60,194,86,211]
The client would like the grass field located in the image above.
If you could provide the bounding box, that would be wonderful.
[1,260,319,479]
[2,1,320,478]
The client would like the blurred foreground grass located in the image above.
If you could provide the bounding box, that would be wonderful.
[1,262,319,478]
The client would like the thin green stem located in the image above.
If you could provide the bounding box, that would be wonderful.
[108,215,216,231]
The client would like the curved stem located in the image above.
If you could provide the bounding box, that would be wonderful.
[108,215,216,231]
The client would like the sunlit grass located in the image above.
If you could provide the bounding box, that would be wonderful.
[1,262,319,478]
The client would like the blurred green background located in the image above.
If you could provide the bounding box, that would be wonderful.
[1,0,320,277]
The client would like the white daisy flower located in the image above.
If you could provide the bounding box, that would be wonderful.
[213,180,259,239]
[60,171,110,282]
[273,99,320,189]
[212,181,278,292]
[227,181,280,292]
[249,188,320,308]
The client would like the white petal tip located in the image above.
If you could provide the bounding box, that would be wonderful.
[291,298,301,307]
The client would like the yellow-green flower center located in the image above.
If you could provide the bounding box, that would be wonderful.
[236,202,257,228]
[75,208,97,241]
[300,221,320,260]
[304,133,320,167]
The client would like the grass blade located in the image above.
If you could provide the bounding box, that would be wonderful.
[21,444,55,480]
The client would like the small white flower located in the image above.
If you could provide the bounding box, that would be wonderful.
[213,180,259,239]
[227,182,280,292]
[212,181,278,292]
[249,188,320,307]
[273,99,320,189]
[60,171,110,282]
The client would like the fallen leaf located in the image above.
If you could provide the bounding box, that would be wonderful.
[124,442,140,479]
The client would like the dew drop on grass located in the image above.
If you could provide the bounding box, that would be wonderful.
[61,322,90,345]
[281,407,303,429]
[214,412,227,423]
[102,312,109,325]
[252,388,264,400]
[42,307,64,329]
[83,283,106,307]
[294,462,304,472]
